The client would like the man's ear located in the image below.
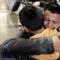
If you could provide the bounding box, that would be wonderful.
[24,26,29,32]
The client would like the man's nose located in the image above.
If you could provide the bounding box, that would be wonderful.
[48,21,54,29]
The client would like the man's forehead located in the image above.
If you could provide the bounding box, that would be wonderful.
[44,10,55,15]
[44,10,60,20]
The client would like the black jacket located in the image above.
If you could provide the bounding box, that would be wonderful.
[1,30,54,60]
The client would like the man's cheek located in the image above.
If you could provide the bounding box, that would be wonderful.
[55,24,60,29]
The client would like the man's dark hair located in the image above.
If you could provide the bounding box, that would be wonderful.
[44,2,60,14]
[19,5,44,31]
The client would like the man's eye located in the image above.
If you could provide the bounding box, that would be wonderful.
[45,19,50,22]
[53,21,56,24]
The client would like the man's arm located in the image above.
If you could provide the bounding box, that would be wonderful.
[52,34,60,52]
[1,37,54,57]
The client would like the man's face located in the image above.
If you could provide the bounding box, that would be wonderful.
[44,10,60,29]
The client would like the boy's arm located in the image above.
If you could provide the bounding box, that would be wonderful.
[1,37,54,57]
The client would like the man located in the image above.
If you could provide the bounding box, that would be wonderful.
[44,2,60,53]
[44,2,60,60]
[31,2,60,42]
[31,2,60,60]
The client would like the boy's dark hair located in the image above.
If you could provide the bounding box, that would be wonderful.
[19,5,44,31]
[44,2,60,14]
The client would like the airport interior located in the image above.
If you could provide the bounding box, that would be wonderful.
[0,0,19,44]
[0,0,60,60]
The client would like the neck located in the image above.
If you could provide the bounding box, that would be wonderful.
[30,27,45,35]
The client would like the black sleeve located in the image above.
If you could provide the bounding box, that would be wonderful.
[1,37,54,57]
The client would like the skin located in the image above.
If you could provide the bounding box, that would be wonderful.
[44,10,60,29]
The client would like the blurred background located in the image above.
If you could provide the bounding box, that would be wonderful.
[0,0,18,44]
[0,0,59,44]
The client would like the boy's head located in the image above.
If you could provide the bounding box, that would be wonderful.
[19,5,44,32]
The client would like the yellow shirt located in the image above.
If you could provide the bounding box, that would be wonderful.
[30,28,57,39]
[30,28,59,60]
